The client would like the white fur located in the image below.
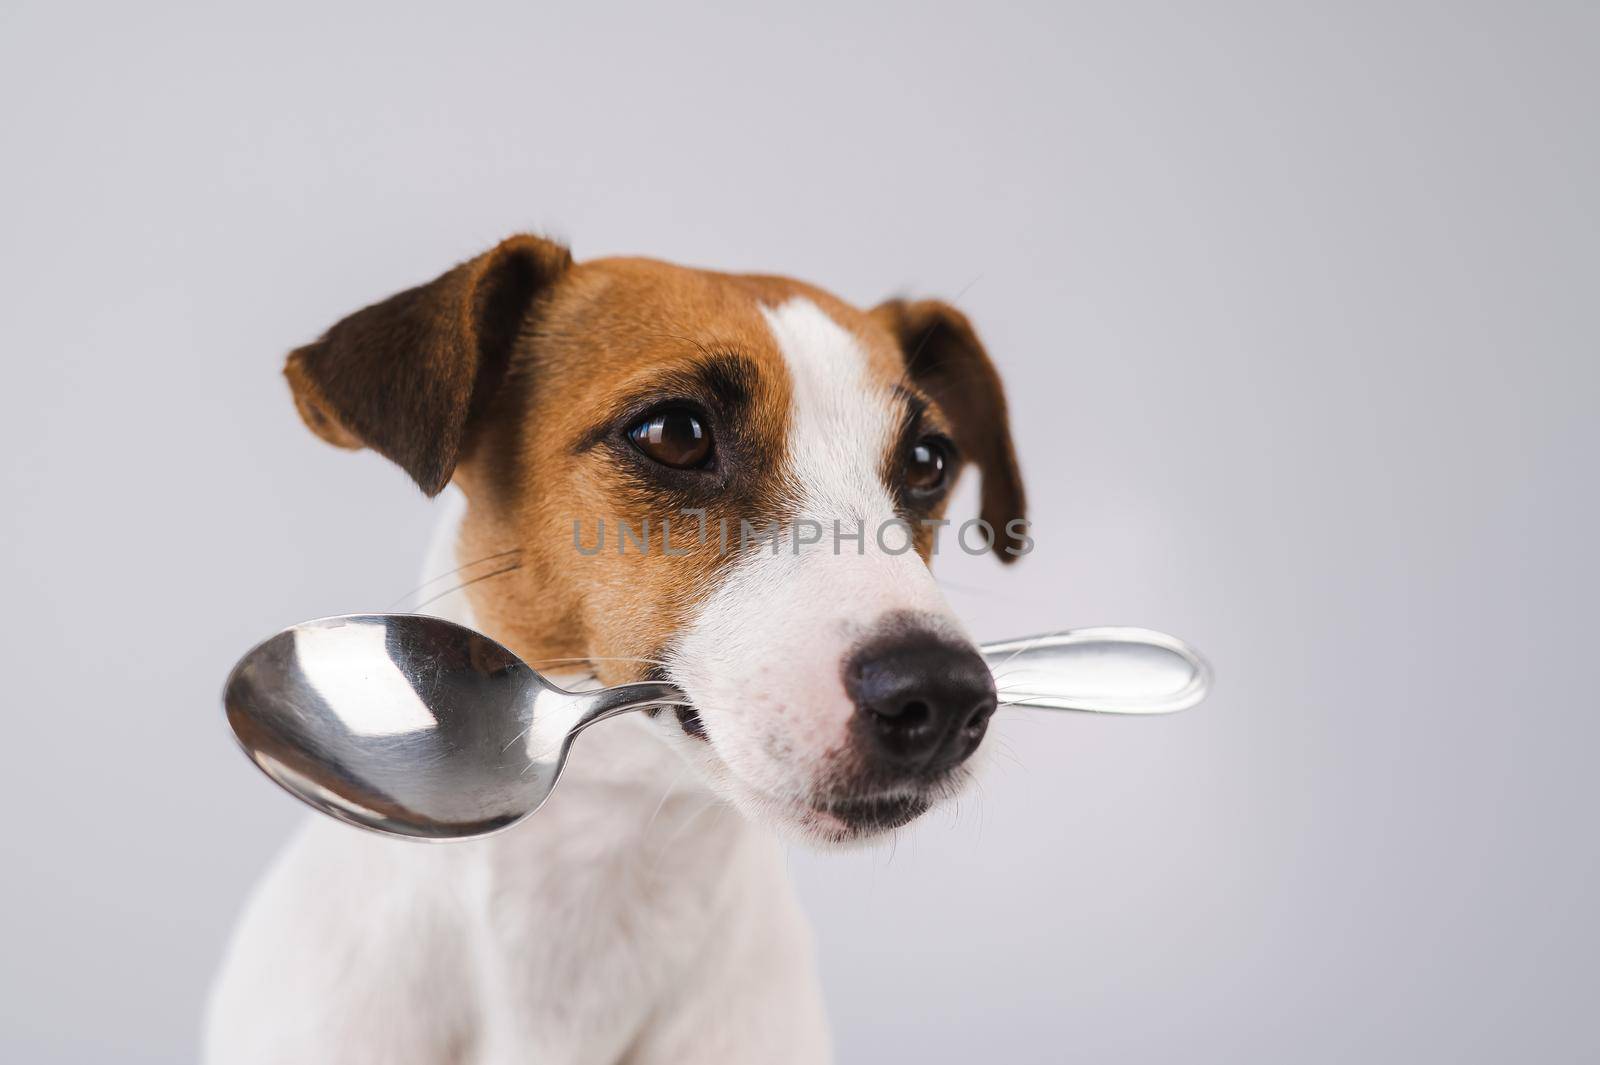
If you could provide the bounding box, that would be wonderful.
[765,296,900,517]
[666,298,968,840]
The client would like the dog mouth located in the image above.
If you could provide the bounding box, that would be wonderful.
[642,698,707,741]
[810,793,931,832]
[688,737,945,842]
[638,664,710,741]
[672,704,708,739]
[642,665,952,841]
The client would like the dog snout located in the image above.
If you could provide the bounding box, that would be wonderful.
[843,632,997,774]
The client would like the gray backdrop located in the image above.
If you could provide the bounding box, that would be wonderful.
[2,2,1594,1061]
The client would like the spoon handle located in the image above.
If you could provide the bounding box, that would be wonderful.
[572,681,686,730]
[978,627,1211,715]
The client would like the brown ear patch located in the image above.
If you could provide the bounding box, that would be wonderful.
[283,234,571,495]
[872,299,1027,561]
[284,361,365,451]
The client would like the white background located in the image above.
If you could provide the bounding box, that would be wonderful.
[2,2,1594,1061]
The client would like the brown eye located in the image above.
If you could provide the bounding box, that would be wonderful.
[628,408,713,469]
[905,437,949,494]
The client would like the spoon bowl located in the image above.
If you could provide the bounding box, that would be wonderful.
[224,614,679,840]
[225,614,1210,841]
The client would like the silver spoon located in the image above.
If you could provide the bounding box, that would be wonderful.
[223,614,1210,841]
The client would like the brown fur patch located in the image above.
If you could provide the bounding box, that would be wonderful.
[284,240,1025,679]
[870,299,1027,560]
[284,235,571,495]
[454,258,806,680]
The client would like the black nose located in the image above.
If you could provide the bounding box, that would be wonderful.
[843,632,997,773]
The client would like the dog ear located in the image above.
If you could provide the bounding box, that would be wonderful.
[284,234,572,495]
[872,299,1027,562]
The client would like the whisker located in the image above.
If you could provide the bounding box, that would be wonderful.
[891,273,983,390]
[971,776,989,841]
[647,798,723,879]
[990,741,1027,772]
[412,562,523,610]
[525,655,675,671]
[991,628,1075,672]
[639,766,691,852]
[388,548,522,610]
[649,332,719,360]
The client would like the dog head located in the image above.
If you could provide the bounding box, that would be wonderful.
[285,235,1026,844]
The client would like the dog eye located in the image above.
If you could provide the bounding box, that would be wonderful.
[627,408,713,469]
[905,437,949,494]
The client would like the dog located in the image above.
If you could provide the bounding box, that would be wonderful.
[205,235,1026,1064]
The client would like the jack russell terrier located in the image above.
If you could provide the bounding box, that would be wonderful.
[206,235,1026,1064]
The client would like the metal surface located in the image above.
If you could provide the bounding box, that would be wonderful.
[225,615,1211,841]
[981,627,1211,715]
[223,614,679,840]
